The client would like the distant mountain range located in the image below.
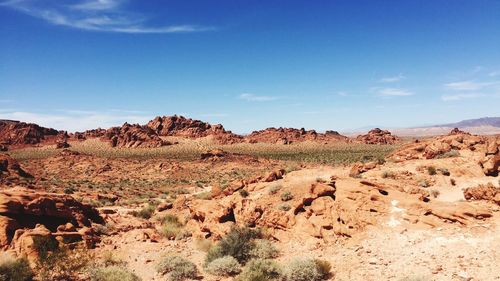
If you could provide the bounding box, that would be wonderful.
[392,117,500,137]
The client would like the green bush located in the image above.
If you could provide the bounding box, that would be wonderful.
[280,192,294,201]
[250,240,279,259]
[239,189,250,198]
[283,258,330,281]
[0,253,33,281]
[131,204,155,219]
[160,214,184,239]
[268,185,282,195]
[237,259,281,281]
[89,266,140,281]
[427,166,437,176]
[205,227,262,265]
[204,256,241,276]
[156,255,197,281]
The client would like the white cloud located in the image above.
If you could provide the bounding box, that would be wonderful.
[337,91,348,97]
[379,74,405,83]
[239,93,279,102]
[377,88,413,97]
[0,0,214,33]
[441,93,484,101]
[489,71,500,77]
[0,110,152,132]
[444,80,499,91]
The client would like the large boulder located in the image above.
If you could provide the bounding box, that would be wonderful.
[0,154,33,185]
[464,183,500,205]
[356,128,400,145]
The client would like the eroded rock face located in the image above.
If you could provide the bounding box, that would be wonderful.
[356,128,400,145]
[147,115,243,144]
[0,120,65,148]
[245,127,348,144]
[0,154,33,185]
[464,183,500,205]
[0,187,104,249]
[103,123,171,148]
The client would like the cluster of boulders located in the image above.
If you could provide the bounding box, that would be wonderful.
[102,123,172,148]
[464,183,500,206]
[480,137,500,176]
[0,187,104,264]
[0,120,66,149]
[246,127,348,144]
[356,128,400,145]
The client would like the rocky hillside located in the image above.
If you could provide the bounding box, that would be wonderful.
[0,120,66,149]
[246,127,348,144]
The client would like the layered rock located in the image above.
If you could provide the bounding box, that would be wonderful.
[0,187,104,251]
[245,127,348,144]
[356,128,400,145]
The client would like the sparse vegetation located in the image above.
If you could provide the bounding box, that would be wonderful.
[89,266,141,281]
[205,227,263,265]
[0,253,33,281]
[237,259,281,281]
[450,178,456,186]
[268,184,282,195]
[193,191,212,200]
[250,239,279,259]
[429,189,440,198]
[204,256,242,276]
[283,258,331,281]
[437,168,450,176]
[280,191,294,201]
[156,255,197,281]
[278,204,291,212]
[239,189,250,198]
[418,180,430,188]
[437,150,460,159]
[427,166,437,176]
[381,171,396,179]
[131,204,156,219]
[159,214,189,240]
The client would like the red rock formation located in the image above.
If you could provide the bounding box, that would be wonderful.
[245,127,348,144]
[449,127,471,135]
[356,128,400,145]
[0,187,104,251]
[0,120,65,148]
[102,123,171,148]
[147,115,243,144]
[0,154,33,185]
[463,183,500,205]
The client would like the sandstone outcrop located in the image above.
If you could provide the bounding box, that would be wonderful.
[463,183,500,205]
[0,120,65,148]
[0,187,104,251]
[0,154,33,185]
[102,123,172,148]
[246,127,348,144]
[356,128,400,145]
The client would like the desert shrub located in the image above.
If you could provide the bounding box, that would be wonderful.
[159,214,190,240]
[102,252,125,267]
[0,253,33,281]
[314,259,332,279]
[64,187,76,194]
[205,227,262,265]
[33,240,93,281]
[381,171,396,179]
[280,192,294,201]
[427,166,437,176]
[250,239,279,259]
[284,165,300,173]
[437,150,460,159]
[193,192,212,200]
[437,168,450,176]
[278,204,291,212]
[315,177,327,183]
[204,256,241,276]
[399,276,428,281]
[283,258,330,281]
[237,259,281,281]
[89,266,140,281]
[156,256,197,281]
[239,189,250,198]
[450,178,456,186]
[429,189,440,198]
[268,185,282,195]
[131,204,155,219]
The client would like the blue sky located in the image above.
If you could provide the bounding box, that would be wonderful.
[1,0,499,133]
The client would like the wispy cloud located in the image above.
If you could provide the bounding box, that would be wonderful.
[239,93,279,102]
[441,93,484,101]
[489,71,500,77]
[377,88,413,97]
[337,91,348,97]
[444,80,499,91]
[379,74,405,83]
[0,0,214,33]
